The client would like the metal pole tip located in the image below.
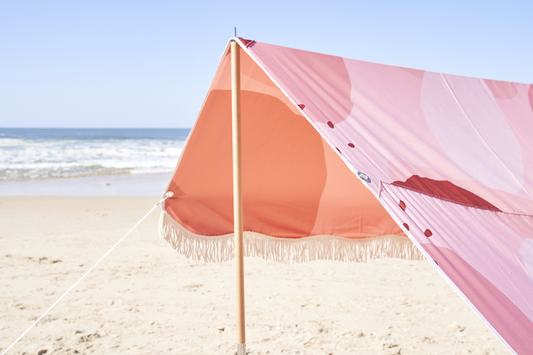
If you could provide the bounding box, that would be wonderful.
[237,343,246,355]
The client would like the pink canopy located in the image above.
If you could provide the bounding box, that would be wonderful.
[160,38,533,354]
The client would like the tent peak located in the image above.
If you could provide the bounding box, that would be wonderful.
[236,37,256,48]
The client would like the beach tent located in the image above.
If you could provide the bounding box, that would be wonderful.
[159,38,533,354]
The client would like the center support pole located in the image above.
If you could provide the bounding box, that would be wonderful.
[231,39,246,355]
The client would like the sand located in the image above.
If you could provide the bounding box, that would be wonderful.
[0,196,509,354]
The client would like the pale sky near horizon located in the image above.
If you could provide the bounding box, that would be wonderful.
[1,0,532,128]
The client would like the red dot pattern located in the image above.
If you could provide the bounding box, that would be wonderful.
[399,200,406,211]
[397,200,434,239]
[348,143,355,148]
[327,121,334,129]
[298,104,305,109]
[336,147,341,154]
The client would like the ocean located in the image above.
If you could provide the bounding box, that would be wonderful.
[0,128,190,196]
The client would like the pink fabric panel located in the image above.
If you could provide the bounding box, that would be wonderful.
[382,183,533,322]
[484,80,533,205]
[529,84,533,111]
[248,41,533,354]
[246,42,353,125]
[422,73,525,196]
[250,43,533,213]
[421,243,533,354]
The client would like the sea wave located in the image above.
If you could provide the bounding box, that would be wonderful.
[0,133,186,181]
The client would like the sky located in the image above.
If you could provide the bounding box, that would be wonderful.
[1,0,532,128]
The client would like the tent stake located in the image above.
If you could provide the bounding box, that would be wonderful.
[231,39,246,355]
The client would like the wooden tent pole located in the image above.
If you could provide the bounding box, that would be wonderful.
[231,39,246,355]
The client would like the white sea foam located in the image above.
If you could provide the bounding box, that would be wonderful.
[0,129,187,181]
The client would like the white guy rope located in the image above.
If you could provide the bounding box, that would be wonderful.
[1,193,172,355]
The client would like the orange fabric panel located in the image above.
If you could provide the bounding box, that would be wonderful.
[310,140,405,237]
[166,88,327,237]
[165,45,404,239]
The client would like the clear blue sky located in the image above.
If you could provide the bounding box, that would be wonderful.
[1,0,532,128]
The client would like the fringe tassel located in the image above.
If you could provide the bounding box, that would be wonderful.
[158,211,424,264]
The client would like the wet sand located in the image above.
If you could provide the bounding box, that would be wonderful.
[0,173,172,197]
[0,196,509,354]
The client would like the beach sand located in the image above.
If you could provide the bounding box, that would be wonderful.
[1,196,509,354]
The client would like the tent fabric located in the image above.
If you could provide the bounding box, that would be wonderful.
[160,42,421,263]
[160,38,533,354]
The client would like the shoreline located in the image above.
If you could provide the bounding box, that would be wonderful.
[0,172,172,196]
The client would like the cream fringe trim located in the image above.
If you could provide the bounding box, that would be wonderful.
[158,211,424,264]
